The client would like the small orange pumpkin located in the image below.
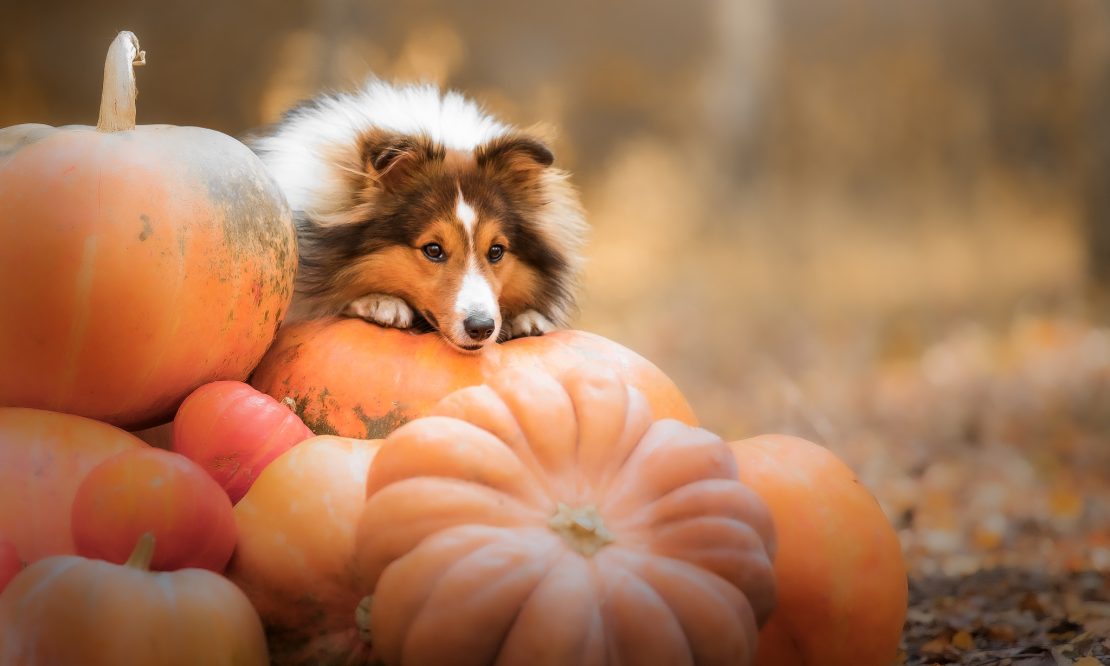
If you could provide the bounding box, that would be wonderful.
[71,447,237,572]
[250,318,697,439]
[0,533,268,666]
[0,407,145,563]
[0,31,296,429]
[227,436,382,665]
[355,366,776,666]
[730,435,907,666]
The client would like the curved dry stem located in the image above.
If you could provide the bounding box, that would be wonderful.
[97,30,146,132]
[124,532,156,571]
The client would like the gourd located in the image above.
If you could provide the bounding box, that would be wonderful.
[0,31,296,429]
[172,381,314,503]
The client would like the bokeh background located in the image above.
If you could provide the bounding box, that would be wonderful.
[4,0,1109,591]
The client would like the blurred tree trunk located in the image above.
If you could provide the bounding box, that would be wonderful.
[1074,0,1110,312]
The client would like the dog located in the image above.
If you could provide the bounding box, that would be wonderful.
[248,78,587,351]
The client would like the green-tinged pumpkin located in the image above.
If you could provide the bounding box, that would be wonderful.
[250,318,697,439]
[0,31,296,429]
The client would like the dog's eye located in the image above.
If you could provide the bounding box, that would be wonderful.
[487,244,505,263]
[422,243,445,262]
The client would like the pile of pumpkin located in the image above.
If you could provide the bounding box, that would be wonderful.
[0,31,907,666]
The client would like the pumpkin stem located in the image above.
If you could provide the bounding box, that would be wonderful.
[97,31,146,132]
[355,596,373,644]
[125,532,157,571]
[548,503,614,556]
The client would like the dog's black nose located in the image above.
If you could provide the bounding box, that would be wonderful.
[464,315,496,341]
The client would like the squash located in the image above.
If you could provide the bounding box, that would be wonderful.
[172,381,314,503]
[0,539,20,593]
[729,435,907,666]
[71,447,237,572]
[0,31,296,430]
[250,318,697,439]
[0,533,268,666]
[354,365,776,666]
[0,407,145,563]
[227,436,382,665]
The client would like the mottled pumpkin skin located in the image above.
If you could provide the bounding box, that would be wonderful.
[0,407,145,564]
[0,539,20,593]
[0,547,268,666]
[250,318,698,439]
[0,122,296,429]
[355,366,776,666]
[226,436,382,666]
[730,435,908,666]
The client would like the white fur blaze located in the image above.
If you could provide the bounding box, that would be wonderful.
[455,191,478,236]
[452,261,500,340]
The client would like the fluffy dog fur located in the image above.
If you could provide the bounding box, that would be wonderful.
[249,79,587,351]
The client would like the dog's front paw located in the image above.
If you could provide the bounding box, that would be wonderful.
[506,310,555,339]
[344,294,414,329]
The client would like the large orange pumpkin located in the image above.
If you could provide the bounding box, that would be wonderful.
[250,318,697,439]
[0,407,145,563]
[0,539,19,593]
[227,436,382,665]
[355,366,776,666]
[729,435,907,666]
[0,31,296,429]
[0,533,268,666]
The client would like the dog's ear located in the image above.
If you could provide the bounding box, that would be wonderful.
[477,134,555,181]
[360,131,439,190]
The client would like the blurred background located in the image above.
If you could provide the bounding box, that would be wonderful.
[3,0,1109,580]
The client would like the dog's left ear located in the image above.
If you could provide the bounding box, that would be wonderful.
[477,135,555,178]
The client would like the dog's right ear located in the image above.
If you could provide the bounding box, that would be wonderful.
[359,131,439,190]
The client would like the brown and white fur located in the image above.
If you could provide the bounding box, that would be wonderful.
[249,79,587,351]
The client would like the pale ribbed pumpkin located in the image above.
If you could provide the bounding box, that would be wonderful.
[0,533,268,666]
[354,366,777,666]
[0,31,296,429]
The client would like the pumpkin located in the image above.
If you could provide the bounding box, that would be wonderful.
[0,539,20,593]
[354,365,776,666]
[0,31,296,430]
[0,407,145,563]
[0,532,268,666]
[227,436,382,665]
[173,380,314,503]
[729,435,907,666]
[250,318,697,439]
[71,447,236,572]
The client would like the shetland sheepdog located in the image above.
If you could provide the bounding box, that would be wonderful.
[248,79,587,352]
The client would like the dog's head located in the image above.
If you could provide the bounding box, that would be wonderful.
[308,130,580,352]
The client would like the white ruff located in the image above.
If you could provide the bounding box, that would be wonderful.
[251,80,513,221]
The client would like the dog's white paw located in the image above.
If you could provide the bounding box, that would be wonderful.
[507,310,554,339]
[344,294,414,329]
